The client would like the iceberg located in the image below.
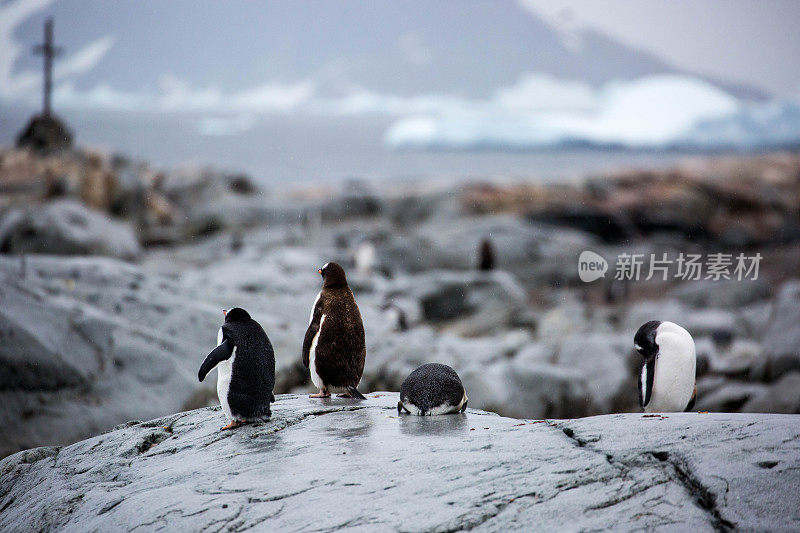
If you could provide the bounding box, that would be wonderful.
[679,100,800,149]
[384,74,800,151]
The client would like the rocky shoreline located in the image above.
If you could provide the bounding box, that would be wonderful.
[1,147,799,460]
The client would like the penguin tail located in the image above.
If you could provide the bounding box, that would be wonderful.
[347,386,367,400]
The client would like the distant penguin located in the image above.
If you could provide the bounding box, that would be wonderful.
[230,231,244,253]
[477,238,495,271]
[398,363,468,416]
[634,320,697,413]
[302,262,367,399]
[198,307,275,430]
[380,301,409,332]
[354,240,376,276]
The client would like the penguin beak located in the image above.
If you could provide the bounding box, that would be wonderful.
[317,268,323,275]
[222,309,227,317]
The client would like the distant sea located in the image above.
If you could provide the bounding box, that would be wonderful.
[1,107,697,188]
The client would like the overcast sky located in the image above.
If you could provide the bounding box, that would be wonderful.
[2,0,799,101]
[521,0,800,96]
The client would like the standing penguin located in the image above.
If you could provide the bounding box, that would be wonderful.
[477,238,495,271]
[198,307,275,430]
[398,363,468,416]
[634,320,697,413]
[303,262,367,399]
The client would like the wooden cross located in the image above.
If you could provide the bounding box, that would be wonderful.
[33,17,62,117]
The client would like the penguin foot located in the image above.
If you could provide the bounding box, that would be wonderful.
[310,390,331,398]
[220,420,247,431]
[342,386,367,400]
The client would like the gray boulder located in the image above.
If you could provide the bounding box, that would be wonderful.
[0,255,216,458]
[1,395,798,532]
[759,281,800,380]
[556,333,633,413]
[695,336,764,379]
[414,214,595,280]
[743,373,800,414]
[390,270,527,334]
[0,200,141,259]
[670,278,771,308]
[695,379,768,413]
[462,360,592,419]
[623,299,738,340]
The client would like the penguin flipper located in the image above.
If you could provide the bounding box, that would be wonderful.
[347,386,367,400]
[460,400,468,413]
[684,384,697,412]
[198,338,234,382]
[638,357,656,408]
[302,302,323,368]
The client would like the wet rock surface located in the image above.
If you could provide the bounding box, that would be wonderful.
[1,394,798,532]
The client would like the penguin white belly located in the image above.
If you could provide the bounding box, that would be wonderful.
[402,402,424,415]
[645,353,695,412]
[214,328,237,420]
[309,315,325,390]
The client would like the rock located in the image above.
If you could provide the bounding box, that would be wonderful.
[528,206,635,243]
[0,200,141,259]
[384,191,459,226]
[738,301,774,339]
[759,281,800,380]
[0,278,101,391]
[319,180,383,220]
[695,380,768,412]
[670,278,771,308]
[415,214,595,277]
[461,360,592,419]
[15,114,73,152]
[181,194,300,236]
[555,333,632,413]
[393,270,527,334]
[1,395,798,531]
[623,300,737,340]
[0,256,216,458]
[706,338,764,379]
[743,373,800,413]
[537,299,590,341]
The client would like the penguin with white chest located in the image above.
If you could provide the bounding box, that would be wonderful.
[198,307,275,430]
[634,320,697,413]
[398,363,468,416]
[302,262,367,399]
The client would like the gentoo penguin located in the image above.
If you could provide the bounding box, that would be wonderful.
[198,307,275,430]
[634,320,697,413]
[380,301,409,332]
[477,238,495,271]
[302,262,367,399]
[354,240,376,276]
[398,363,468,416]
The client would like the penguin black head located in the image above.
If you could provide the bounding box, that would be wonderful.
[223,307,251,323]
[634,320,661,358]
[318,262,348,288]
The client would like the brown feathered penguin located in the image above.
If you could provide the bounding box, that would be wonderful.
[302,262,367,399]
